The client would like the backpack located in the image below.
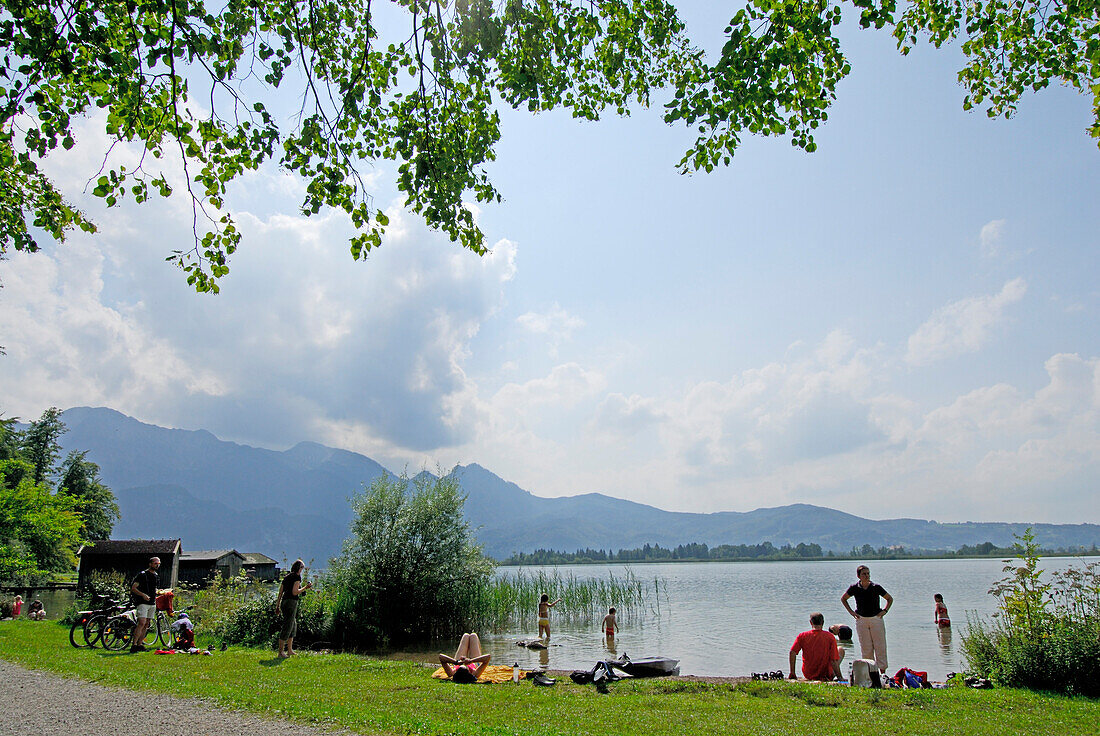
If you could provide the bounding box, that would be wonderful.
[892,668,930,689]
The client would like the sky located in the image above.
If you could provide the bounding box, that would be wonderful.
[2,3,1098,525]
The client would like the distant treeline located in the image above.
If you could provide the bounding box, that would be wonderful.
[498,540,1100,565]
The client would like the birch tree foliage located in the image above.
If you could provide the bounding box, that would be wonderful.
[1,0,1095,293]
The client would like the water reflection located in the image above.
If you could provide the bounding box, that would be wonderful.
[937,625,953,656]
[1,588,76,620]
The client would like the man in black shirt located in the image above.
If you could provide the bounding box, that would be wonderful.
[841,564,893,675]
[130,556,160,652]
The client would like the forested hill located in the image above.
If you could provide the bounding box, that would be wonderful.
[56,407,1100,563]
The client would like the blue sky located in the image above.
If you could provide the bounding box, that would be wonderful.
[2,2,1098,524]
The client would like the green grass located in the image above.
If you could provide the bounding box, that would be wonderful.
[1,621,1097,736]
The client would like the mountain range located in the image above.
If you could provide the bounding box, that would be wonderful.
[47,407,1100,563]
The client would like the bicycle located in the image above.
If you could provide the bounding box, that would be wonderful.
[102,607,175,651]
[68,594,124,648]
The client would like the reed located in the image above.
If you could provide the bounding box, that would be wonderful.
[469,568,663,632]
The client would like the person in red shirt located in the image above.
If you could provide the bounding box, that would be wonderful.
[788,612,842,681]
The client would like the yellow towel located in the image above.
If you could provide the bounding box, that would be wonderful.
[432,664,526,683]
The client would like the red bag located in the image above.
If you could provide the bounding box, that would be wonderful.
[155,591,175,614]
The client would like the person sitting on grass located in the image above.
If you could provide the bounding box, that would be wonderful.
[438,632,491,683]
[27,599,46,621]
[789,612,842,682]
[171,611,195,650]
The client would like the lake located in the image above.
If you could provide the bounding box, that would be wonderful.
[441,556,1098,679]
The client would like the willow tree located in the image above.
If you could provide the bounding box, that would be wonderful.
[2,0,1096,291]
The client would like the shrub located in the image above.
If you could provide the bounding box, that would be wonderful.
[84,570,130,603]
[220,577,337,649]
[329,471,494,649]
[188,572,262,642]
[962,529,1100,696]
[58,570,130,626]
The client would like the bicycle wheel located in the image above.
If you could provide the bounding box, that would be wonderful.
[83,613,108,648]
[69,613,91,648]
[160,613,176,648]
[159,611,176,646]
[143,613,163,648]
[102,616,133,651]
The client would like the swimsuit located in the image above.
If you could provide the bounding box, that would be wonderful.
[605,628,615,636]
[538,617,550,627]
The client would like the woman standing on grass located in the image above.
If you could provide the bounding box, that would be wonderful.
[841,564,893,676]
[274,559,312,657]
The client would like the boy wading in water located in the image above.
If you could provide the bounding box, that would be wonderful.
[602,607,618,638]
[538,594,561,639]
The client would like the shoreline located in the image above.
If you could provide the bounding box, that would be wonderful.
[496,551,1100,566]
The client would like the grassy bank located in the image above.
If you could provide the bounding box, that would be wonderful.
[1,621,1096,736]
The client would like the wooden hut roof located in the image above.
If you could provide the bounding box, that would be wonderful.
[241,552,278,564]
[78,539,181,556]
[180,549,245,562]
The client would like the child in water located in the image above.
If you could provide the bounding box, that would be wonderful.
[934,593,950,627]
[602,607,618,638]
[538,593,561,638]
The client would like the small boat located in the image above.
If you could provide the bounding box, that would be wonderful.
[613,654,680,678]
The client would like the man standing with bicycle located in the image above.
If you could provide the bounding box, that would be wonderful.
[130,556,160,652]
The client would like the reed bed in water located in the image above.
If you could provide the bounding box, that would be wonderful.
[470,569,663,632]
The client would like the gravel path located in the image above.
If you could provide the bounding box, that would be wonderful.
[0,659,353,736]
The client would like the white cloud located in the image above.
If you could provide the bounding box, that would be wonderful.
[0,182,519,457]
[492,363,607,414]
[515,303,584,358]
[906,278,1027,366]
[0,243,227,421]
[458,321,1100,525]
[979,219,1007,258]
[590,393,666,438]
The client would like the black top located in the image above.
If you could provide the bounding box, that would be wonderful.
[132,569,159,605]
[281,572,302,600]
[846,582,888,617]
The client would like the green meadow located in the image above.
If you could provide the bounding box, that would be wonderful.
[1,621,1096,736]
